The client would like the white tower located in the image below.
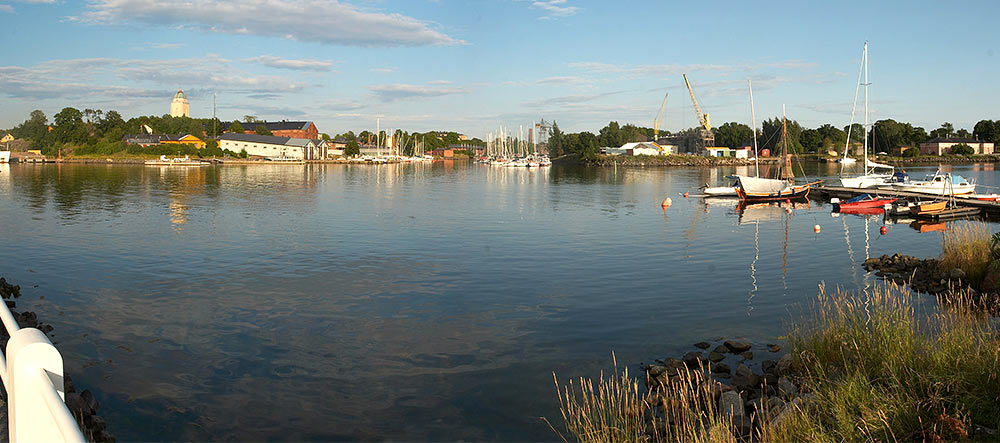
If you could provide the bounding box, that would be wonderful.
[170,89,190,117]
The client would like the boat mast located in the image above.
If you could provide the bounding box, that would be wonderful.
[782,104,793,181]
[748,79,759,178]
[863,41,869,175]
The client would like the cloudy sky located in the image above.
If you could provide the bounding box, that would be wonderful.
[1,0,998,137]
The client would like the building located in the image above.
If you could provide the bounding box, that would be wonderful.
[219,133,327,160]
[170,90,190,118]
[1,133,13,143]
[236,121,319,139]
[605,142,672,156]
[705,146,751,158]
[919,137,995,155]
[123,134,205,149]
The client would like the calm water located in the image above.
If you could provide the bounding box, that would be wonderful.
[0,161,996,441]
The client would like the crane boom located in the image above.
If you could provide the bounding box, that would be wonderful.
[682,74,711,131]
[653,92,668,138]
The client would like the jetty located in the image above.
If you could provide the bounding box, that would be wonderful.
[814,185,1000,215]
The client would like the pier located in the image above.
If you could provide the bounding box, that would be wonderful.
[813,186,1000,215]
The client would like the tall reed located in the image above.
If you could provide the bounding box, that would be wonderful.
[939,220,994,286]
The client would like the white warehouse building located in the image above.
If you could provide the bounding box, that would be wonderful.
[219,133,328,160]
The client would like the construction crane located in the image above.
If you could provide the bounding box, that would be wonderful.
[652,92,668,140]
[682,74,711,131]
[682,74,715,152]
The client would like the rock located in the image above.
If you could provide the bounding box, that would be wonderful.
[778,376,799,399]
[775,353,795,376]
[718,391,745,419]
[81,389,100,413]
[713,345,728,354]
[974,424,998,438]
[716,372,732,379]
[762,374,778,391]
[85,415,106,432]
[709,351,725,363]
[732,364,759,389]
[682,351,707,368]
[768,344,781,353]
[647,364,667,378]
[694,341,711,349]
[740,351,753,360]
[981,262,1000,293]
[65,392,92,416]
[712,362,731,374]
[950,268,966,280]
[761,359,777,374]
[663,357,687,376]
[96,429,116,443]
[724,340,752,353]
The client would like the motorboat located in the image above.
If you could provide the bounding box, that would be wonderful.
[885,172,976,196]
[833,193,896,211]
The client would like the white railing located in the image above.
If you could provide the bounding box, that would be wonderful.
[0,299,85,442]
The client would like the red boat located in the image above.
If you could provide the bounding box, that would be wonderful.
[834,193,896,211]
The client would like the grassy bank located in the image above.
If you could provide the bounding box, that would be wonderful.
[550,224,1000,441]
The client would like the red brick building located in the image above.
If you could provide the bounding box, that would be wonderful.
[237,121,319,139]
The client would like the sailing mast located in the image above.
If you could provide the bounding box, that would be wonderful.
[781,104,794,181]
[862,41,870,175]
[748,79,759,178]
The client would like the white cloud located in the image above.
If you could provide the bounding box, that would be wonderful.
[530,0,578,19]
[243,55,334,72]
[75,0,463,47]
[368,82,470,102]
[148,42,181,49]
[569,60,819,78]
[370,67,394,73]
[0,4,13,12]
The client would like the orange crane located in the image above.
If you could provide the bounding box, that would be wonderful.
[653,92,668,140]
[682,74,711,132]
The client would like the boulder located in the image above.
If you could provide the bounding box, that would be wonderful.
[65,392,92,416]
[761,359,777,374]
[950,268,966,280]
[768,344,781,353]
[724,340,752,353]
[775,353,795,376]
[694,341,711,349]
[663,357,687,376]
[711,362,731,374]
[740,351,753,360]
[81,389,100,413]
[718,390,745,419]
[647,364,667,378]
[777,376,798,399]
[713,345,729,354]
[732,364,759,389]
[981,261,1000,293]
[708,351,726,363]
[682,351,707,368]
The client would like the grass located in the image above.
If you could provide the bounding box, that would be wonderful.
[939,221,994,287]
[550,281,1000,442]
[550,354,738,443]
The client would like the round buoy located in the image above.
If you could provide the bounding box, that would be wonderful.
[785,199,792,204]
[880,226,887,235]
[786,208,792,214]
[661,198,672,208]
[813,224,821,233]
[683,192,689,198]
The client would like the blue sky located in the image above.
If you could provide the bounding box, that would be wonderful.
[1,0,998,138]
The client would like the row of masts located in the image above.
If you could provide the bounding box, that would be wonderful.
[485,124,540,158]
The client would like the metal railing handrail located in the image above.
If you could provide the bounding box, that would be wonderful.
[0,297,86,442]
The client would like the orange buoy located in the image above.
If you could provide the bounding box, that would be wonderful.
[785,199,792,204]
[785,208,792,214]
[813,224,821,233]
[683,192,689,198]
[880,226,887,235]
[661,198,672,208]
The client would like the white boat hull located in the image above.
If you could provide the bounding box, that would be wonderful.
[839,174,893,188]
[703,186,738,196]
[0,151,9,163]
[886,182,976,196]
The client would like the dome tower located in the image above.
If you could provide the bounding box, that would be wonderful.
[170,89,190,117]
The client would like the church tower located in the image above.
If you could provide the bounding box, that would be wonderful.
[170,89,190,117]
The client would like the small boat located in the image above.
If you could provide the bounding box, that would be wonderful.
[839,206,885,215]
[910,200,947,216]
[962,193,1000,202]
[834,193,896,211]
[838,157,857,164]
[0,151,10,163]
[145,155,208,166]
[704,185,738,197]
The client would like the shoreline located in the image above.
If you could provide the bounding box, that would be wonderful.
[575,153,1000,168]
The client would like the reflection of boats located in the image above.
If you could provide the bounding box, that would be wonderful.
[911,200,947,216]
[839,206,884,215]
[839,42,894,188]
[735,199,809,224]
[145,155,208,166]
[910,221,947,233]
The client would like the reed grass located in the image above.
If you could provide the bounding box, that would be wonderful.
[769,281,1000,441]
[939,220,994,286]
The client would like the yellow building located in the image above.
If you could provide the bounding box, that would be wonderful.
[161,134,206,149]
[170,89,190,117]
[1,133,13,143]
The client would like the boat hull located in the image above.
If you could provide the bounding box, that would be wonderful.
[735,175,812,202]
[703,186,738,197]
[839,174,892,189]
[911,200,947,215]
[885,182,976,196]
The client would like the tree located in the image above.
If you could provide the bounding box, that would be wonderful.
[973,120,998,145]
[548,122,564,157]
[345,140,360,157]
[577,131,599,159]
[239,148,248,158]
[320,133,331,141]
[255,125,272,135]
[619,124,646,143]
[99,110,125,135]
[843,123,865,143]
[761,117,803,153]
[956,128,971,138]
[52,107,86,144]
[598,121,621,147]
[950,144,975,155]
[713,122,753,148]
[930,122,954,139]
[243,115,259,123]
[903,147,920,157]
[227,121,245,133]
[13,109,48,141]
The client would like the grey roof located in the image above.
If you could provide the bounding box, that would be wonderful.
[220,133,293,145]
[228,121,313,131]
[925,136,983,144]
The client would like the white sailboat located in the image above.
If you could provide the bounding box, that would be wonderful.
[839,42,894,188]
[735,104,815,201]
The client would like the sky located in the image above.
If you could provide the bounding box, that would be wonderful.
[1,0,999,138]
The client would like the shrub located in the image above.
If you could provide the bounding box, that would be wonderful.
[950,144,975,155]
[903,147,920,157]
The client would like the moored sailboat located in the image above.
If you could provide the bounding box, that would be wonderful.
[839,42,894,188]
[735,105,818,201]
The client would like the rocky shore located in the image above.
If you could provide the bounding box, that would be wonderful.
[642,338,807,440]
[861,253,999,295]
[0,277,115,442]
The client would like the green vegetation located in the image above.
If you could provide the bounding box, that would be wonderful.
[254,125,272,135]
[950,143,975,155]
[227,121,245,134]
[903,147,921,157]
[344,141,360,157]
[939,222,995,288]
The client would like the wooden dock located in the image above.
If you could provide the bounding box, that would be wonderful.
[813,186,1000,214]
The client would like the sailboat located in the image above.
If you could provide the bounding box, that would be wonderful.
[735,105,818,201]
[839,42,894,188]
[702,79,760,197]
